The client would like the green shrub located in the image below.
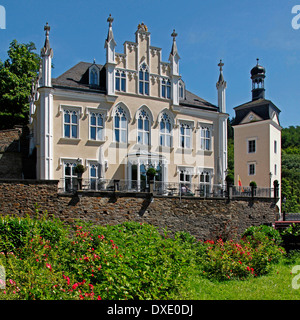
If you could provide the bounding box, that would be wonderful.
[242,225,282,246]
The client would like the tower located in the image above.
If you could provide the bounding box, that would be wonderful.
[216,60,228,187]
[233,60,281,210]
[104,14,117,96]
[38,22,54,179]
[169,29,180,106]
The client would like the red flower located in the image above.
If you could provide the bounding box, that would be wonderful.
[238,260,242,264]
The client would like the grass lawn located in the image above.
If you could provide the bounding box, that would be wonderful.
[183,258,300,300]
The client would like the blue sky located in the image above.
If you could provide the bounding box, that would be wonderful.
[0,0,300,128]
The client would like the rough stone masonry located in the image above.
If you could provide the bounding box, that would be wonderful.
[0,180,278,240]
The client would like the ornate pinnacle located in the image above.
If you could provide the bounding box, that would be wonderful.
[256,58,259,65]
[218,59,224,71]
[107,14,114,27]
[171,29,177,40]
[44,22,50,37]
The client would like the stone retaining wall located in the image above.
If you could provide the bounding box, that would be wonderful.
[0,180,278,240]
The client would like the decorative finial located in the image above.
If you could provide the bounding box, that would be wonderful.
[218,59,224,71]
[171,29,178,40]
[107,14,113,27]
[44,22,50,37]
[93,58,96,64]
[256,58,259,65]
[137,22,148,32]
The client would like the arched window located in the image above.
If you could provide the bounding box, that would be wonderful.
[159,112,172,147]
[180,123,191,148]
[114,106,128,143]
[179,81,185,99]
[139,63,149,95]
[200,126,211,151]
[137,109,150,145]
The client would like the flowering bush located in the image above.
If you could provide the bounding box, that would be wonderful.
[197,231,285,281]
[0,217,195,300]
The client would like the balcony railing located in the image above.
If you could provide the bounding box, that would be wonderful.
[58,178,276,199]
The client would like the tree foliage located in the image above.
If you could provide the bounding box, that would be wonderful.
[281,126,300,213]
[0,40,40,129]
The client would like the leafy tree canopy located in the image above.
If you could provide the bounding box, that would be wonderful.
[0,40,40,129]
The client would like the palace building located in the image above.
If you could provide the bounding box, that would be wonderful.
[28,16,228,195]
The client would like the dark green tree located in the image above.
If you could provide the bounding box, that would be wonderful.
[0,40,40,129]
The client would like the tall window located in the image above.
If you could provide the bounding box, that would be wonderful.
[139,63,149,95]
[249,163,255,175]
[179,81,184,99]
[200,127,211,151]
[114,106,127,143]
[64,110,78,139]
[199,172,210,196]
[161,79,171,99]
[116,71,126,92]
[137,109,150,145]
[274,140,277,154]
[64,161,77,192]
[90,68,98,86]
[180,169,192,194]
[180,123,191,148]
[89,163,98,190]
[160,113,172,147]
[248,139,256,153]
[90,113,104,141]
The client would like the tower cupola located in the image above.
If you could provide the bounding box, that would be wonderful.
[251,58,265,101]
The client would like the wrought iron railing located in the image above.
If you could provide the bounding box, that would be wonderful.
[58,178,275,199]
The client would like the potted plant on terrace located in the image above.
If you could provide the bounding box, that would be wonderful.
[146,167,157,193]
[249,181,257,198]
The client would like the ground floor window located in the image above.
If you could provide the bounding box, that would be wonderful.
[64,161,77,192]
[199,172,211,196]
[179,170,192,194]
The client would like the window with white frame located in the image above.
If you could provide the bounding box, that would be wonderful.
[159,112,172,147]
[137,109,150,145]
[89,163,99,190]
[179,168,192,194]
[200,126,211,151]
[90,112,104,141]
[63,161,77,192]
[180,122,192,148]
[248,163,256,176]
[161,79,171,99]
[116,70,126,92]
[199,172,211,196]
[114,106,128,143]
[139,63,149,95]
[64,109,79,139]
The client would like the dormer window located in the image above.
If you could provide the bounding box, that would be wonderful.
[89,65,100,87]
[139,63,149,95]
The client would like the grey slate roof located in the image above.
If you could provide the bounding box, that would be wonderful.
[233,98,281,126]
[52,61,218,111]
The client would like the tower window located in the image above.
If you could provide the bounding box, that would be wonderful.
[248,139,256,153]
[248,163,255,176]
[274,140,277,154]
